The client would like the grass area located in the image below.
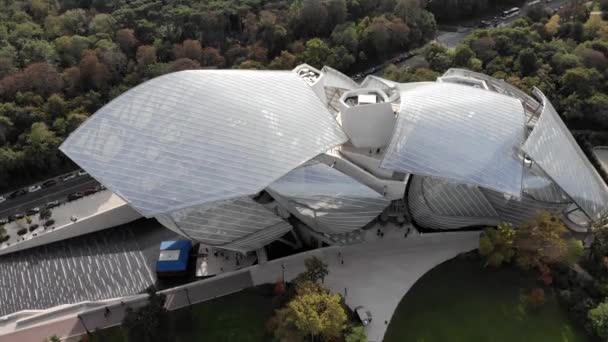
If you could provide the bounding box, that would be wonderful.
[384,256,589,342]
[89,288,275,342]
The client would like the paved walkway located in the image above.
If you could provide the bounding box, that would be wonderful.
[1,229,479,342]
[250,229,480,341]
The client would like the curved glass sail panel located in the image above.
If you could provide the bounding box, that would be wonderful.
[522,162,570,204]
[60,70,347,217]
[522,89,608,220]
[155,197,289,250]
[408,175,500,230]
[382,82,525,196]
[481,189,570,226]
[267,162,389,234]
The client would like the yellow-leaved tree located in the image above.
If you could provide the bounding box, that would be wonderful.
[272,281,347,342]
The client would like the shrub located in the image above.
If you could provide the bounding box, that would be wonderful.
[589,301,608,339]
[17,228,27,235]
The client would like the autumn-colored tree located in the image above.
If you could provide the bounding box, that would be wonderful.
[136,45,157,67]
[272,281,347,341]
[174,39,203,62]
[23,62,63,95]
[116,29,138,54]
[200,47,225,67]
[545,15,561,36]
[514,212,581,270]
[168,58,200,72]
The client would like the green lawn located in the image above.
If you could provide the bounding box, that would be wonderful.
[384,256,588,342]
[90,288,274,342]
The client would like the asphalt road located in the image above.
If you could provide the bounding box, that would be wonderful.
[0,173,99,219]
[374,0,571,75]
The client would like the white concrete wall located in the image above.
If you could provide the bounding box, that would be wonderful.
[0,201,141,256]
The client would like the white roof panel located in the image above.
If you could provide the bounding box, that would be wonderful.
[60,70,347,217]
[381,82,525,196]
[522,89,608,220]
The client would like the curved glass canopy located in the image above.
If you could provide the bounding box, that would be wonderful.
[382,82,526,197]
[522,89,608,220]
[60,70,347,217]
[267,161,389,234]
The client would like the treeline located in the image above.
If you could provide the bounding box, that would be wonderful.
[0,0,437,191]
[385,3,608,142]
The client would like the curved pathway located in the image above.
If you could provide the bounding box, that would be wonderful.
[250,228,480,342]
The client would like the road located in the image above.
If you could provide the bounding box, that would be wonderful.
[0,173,99,219]
[373,0,571,76]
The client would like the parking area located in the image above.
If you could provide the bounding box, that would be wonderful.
[0,170,106,225]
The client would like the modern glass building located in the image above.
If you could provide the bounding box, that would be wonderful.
[60,65,608,251]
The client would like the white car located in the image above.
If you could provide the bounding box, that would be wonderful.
[355,306,372,326]
[77,170,88,177]
[62,173,76,181]
[0,196,5,204]
[28,185,41,192]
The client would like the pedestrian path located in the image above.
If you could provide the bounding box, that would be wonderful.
[249,228,480,341]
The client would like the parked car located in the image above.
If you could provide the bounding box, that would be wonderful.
[29,224,39,232]
[8,213,25,222]
[7,189,27,199]
[68,192,84,201]
[77,169,88,177]
[0,218,8,225]
[0,196,5,204]
[62,173,76,181]
[83,187,97,196]
[42,179,57,188]
[28,185,41,192]
[25,207,40,215]
[45,200,60,209]
[355,306,372,326]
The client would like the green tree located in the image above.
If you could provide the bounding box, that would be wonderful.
[560,67,601,97]
[479,223,516,267]
[345,326,367,342]
[89,14,117,35]
[424,43,452,71]
[589,301,608,339]
[517,48,538,76]
[327,45,355,71]
[298,38,331,69]
[453,45,474,68]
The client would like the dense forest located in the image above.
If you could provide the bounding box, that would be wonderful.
[0,0,436,190]
[385,1,608,146]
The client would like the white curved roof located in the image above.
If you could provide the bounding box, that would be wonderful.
[381,82,526,196]
[60,70,347,217]
[522,89,608,220]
